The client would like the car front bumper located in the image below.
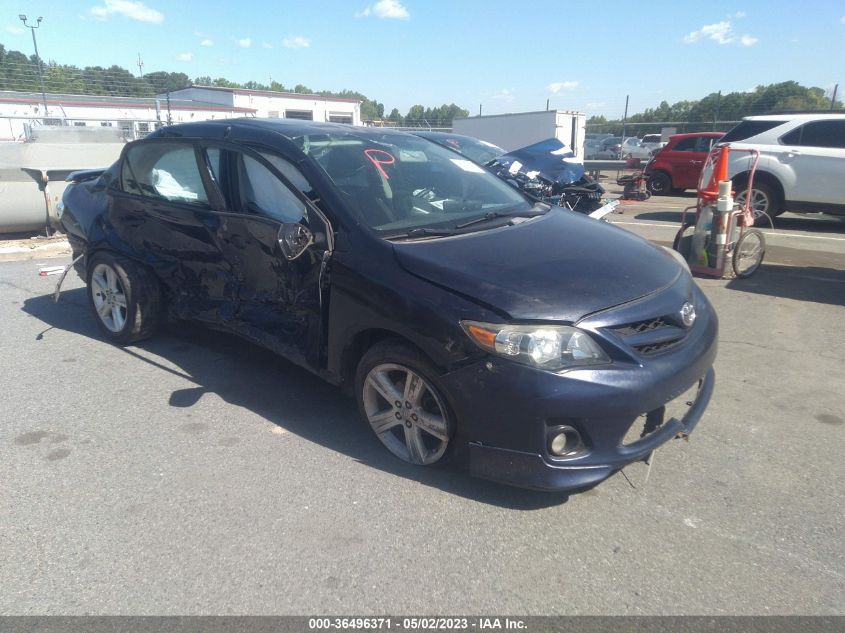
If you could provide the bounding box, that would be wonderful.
[465,367,714,491]
[439,280,718,491]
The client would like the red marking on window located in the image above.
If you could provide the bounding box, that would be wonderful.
[364,149,395,180]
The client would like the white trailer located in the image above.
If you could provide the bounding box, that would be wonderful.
[452,110,587,159]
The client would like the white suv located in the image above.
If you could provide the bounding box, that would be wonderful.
[720,113,845,223]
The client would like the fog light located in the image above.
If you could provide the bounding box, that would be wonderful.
[548,425,584,457]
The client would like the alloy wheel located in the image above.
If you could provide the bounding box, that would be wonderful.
[735,188,771,223]
[90,263,128,333]
[362,363,450,465]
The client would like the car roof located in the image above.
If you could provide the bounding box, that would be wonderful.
[148,117,412,142]
[668,132,724,141]
[742,113,845,122]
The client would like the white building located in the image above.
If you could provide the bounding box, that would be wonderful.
[1,86,361,141]
[160,86,361,126]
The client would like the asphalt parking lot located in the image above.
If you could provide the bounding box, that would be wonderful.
[1,190,843,615]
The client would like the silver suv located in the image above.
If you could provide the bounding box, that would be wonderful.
[721,113,845,223]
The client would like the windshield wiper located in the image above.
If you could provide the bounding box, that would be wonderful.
[455,206,547,230]
[387,227,456,240]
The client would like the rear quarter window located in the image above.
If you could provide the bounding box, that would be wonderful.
[721,120,787,143]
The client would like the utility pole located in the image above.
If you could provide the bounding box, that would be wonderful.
[546,98,550,111]
[166,90,172,125]
[621,94,629,140]
[713,90,721,130]
[831,84,839,110]
[478,104,482,117]
[19,15,48,118]
[137,52,144,77]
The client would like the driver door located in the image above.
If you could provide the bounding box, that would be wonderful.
[202,143,332,371]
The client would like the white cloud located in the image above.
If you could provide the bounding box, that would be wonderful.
[586,102,606,110]
[682,21,734,44]
[356,0,410,20]
[682,20,758,46]
[237,37,252,48]
[734,11,746,18]
[176,52,193,62]
[547,81,579,94]
[200,38,213,47]
[262,42,274,49]
[4,25,24,35]
[89,0,163,23]
[491,88,514,102]
[841,16,845,24]
[282,36,310,49]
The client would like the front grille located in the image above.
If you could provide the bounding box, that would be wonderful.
[634,339,682,355]
[613,317,668,337]
[610,315,689,356]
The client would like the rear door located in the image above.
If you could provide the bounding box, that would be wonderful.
[112,140,235,321]
[779,120,845,205]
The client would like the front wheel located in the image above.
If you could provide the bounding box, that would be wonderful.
[355,340,453,466]
[732,229,766,278]
[87,252,162,344]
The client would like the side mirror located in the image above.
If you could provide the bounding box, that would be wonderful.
[278,222,314,261]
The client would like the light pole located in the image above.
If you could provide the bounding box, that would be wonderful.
[19,15,49,118]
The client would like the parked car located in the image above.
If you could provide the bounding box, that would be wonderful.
[411,130,505,165]
[621,137,653,160]
[644,132,724,194]
[717,113,845,223]
[584,137,605,159]
[58,118,717,492]
[592,136,623,159]
[640,133,666,155]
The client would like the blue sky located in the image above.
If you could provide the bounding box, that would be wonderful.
[3,0,844,118]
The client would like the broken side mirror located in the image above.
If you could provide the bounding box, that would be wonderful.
[278,222,314,261]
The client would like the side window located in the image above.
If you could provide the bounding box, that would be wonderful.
[694,136,716,153]
[258,152,315,197]
[791,121,845,149]
[673,137,698,152]
[237,154,306,223]
[121,142,209,205]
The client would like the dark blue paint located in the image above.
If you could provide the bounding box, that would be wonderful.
[60,118,718,492]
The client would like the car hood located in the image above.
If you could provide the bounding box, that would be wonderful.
[489,137,584,185]
[392,210,682,322]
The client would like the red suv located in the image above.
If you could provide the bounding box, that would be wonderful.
[645,132,723,194]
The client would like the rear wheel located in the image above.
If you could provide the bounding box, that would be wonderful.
[732,229,766,278]
[735,182,781,227]
[355,340,453,466]
[647,171,672,195]
[87,252,162,344]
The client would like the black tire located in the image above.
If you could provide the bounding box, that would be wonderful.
[86,252,162,344]
[647,171,672,195]
[732,229,766,278]
[673,225,694,258]
[354,339,455,466]
[734,181,781,227]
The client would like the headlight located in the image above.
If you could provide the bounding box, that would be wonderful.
[461,321,610,370]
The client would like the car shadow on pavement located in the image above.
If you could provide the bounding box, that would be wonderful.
[22,288,573,510]
[725,264,845,307]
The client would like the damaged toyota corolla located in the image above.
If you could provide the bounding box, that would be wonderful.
[58,118,717,491]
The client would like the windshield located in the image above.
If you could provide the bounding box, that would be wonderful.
[295,130,532,235]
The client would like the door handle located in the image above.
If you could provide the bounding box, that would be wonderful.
[690,160,703,165]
